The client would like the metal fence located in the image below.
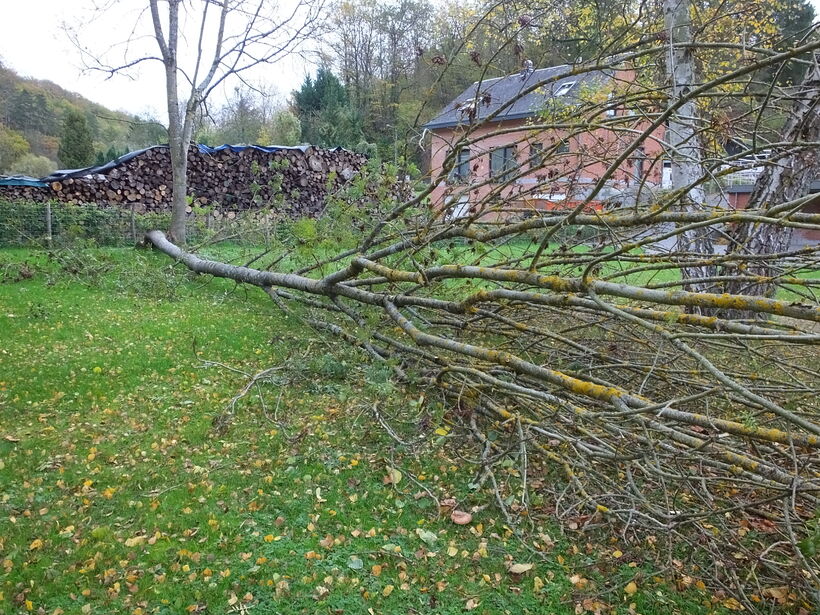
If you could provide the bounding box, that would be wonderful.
[0,201,288,248]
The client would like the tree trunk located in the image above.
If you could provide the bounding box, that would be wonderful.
[151,0,188,245]
[664,0,716,296]
[168,140,188,244]
[721,52,820,310]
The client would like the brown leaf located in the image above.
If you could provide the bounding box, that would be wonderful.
[450,510,472,525]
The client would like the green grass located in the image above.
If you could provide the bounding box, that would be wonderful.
[0,247,723,614]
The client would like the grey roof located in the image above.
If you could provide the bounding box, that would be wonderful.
[423,64,612,130]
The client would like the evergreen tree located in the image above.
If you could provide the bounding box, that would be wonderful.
[292,68,362,147]
[57,110,95,168]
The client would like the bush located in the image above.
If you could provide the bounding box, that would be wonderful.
[9,154,57,178]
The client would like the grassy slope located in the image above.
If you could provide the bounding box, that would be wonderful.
[0,248,719,614]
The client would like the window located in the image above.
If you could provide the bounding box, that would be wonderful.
[490,146,517,182]
[632,147,646,184]
[605,93,617,117]
[529,143,544,168]
[554,81,576,96]
[556,140,571,154]
[448,147,471,183]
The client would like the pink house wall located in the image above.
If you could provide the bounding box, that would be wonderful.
[428,116,666,218]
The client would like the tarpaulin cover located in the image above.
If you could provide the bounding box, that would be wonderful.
[0,175,48,187]
[0,143,338,187]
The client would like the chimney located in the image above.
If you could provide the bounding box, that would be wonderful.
[520,59,534,80]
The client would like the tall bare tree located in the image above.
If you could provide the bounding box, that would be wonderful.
[73,0,324,243]
[663,0,717,294]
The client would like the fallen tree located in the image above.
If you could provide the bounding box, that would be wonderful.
[146,190,820,609]
[147,11,820,611]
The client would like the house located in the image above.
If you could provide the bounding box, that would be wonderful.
[423,62,669,220]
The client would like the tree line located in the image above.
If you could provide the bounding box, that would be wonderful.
[286,0,816,170]
[0,61,166,175]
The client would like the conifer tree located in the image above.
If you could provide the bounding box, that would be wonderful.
[57,110,94,168]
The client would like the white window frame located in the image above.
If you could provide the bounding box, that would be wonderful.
[554,81,576,96]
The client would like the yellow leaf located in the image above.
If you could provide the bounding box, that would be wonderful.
[447,546,458,557]
[382,584,394,597]
[723,597,744,611]
[385,468,402,485]
[372,564,382,576]
[29,539,43,550]
[533,576,544,592]
[434,427,449,436]
[612,550,623,558]
[625,581,638,595]
[124,535,145,548]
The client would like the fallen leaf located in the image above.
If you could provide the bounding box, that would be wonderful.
[348,556,363,570]
[29,539,44,550]
[416,528,438,546]
[465,598,480,610]
[450,510,472,525]
[382,584,394,597]
[625,581,638,595]
[723,597,744,611]
[384,468,402,485]
[509,563,534,574]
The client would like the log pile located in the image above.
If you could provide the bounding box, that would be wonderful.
[0,145,368,217]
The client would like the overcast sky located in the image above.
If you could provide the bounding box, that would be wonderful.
[0,0,314,119]
[1,0,819,122]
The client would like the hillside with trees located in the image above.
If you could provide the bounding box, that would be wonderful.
[0,60,166,174]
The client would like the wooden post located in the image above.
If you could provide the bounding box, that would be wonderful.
[45,202,53,248]
[130,203,137,244]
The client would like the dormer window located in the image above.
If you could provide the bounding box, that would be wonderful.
[554,81,576,96]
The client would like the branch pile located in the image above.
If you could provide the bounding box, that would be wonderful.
[144,47,820,610]
[0,145,368,218]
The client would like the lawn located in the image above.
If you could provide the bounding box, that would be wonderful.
[0,246,722,614]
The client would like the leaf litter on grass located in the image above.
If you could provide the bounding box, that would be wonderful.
[0,247,727,614]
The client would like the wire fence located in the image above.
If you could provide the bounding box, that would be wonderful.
[0,200,290,248]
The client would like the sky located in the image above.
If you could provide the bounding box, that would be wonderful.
[0,0,315,119]
[1,0,819,122]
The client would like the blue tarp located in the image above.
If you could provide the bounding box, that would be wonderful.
[0,175,48,187]
[0,143,335,187]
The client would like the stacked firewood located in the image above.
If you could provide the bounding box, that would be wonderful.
[0,145,368,217]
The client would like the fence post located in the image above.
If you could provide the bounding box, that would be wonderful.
[130,203,137,244]
[45,202,53,248]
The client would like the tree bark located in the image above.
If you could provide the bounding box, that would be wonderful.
[721,52,820,309]
[664,0,716,296]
